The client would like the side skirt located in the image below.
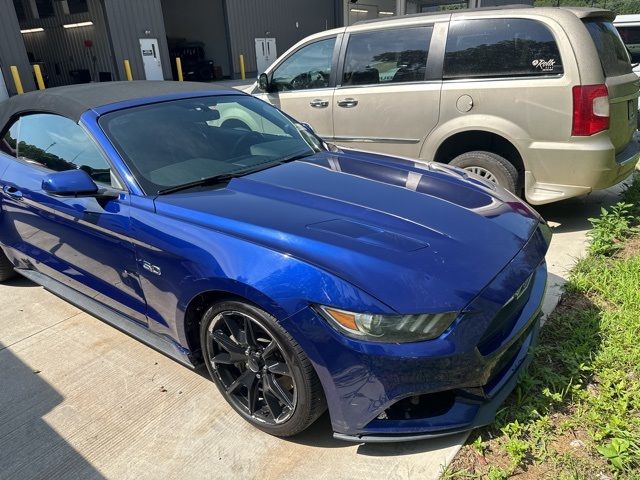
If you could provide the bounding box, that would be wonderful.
[17,268,197,368]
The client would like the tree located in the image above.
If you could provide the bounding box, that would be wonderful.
[533,0,640,14]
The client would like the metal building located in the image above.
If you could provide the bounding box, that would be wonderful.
[1,0,172,95]
[0,0,531,97]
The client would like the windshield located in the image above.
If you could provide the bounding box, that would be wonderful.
[99,95,320,194]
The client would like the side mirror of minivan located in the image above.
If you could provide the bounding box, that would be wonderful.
[258,73,270,92]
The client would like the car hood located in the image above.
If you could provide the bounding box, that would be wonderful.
[153,150,542,313]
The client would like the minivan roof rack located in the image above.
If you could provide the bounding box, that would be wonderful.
[354,4,533,25]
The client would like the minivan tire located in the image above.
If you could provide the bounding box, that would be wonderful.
[449,151,519,194]
[0,249,16,282]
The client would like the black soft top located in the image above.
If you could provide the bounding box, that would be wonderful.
[0,81,234,128]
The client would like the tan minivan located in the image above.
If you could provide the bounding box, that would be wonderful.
[250,6,640,205]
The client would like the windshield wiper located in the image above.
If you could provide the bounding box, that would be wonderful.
[277,151,315,164]
[156,173,238,195]
[156,152,315,196]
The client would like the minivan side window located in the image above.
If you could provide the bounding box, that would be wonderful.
[342,26,433,86]
[17,114,115,186]
[0,120,20,158]
[444,19,564,79]
[271,37,336,92]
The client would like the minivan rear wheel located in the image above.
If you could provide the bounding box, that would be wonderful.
[0,249,16,282]
[449,151,519,194]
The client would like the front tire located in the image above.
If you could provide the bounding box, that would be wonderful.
[200,301,326,437]
[449,151,519,194]
[0,249,16,282]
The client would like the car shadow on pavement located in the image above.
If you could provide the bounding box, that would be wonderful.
[0,343,105,479]
[356,433,467,457]
[5,275,39,287]
[287,410,466,455]
[535,182,628,235]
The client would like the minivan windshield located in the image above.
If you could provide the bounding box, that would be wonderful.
[584,19,633,77]
[100,95,321,194]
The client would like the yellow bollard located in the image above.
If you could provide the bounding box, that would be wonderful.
[33,64,45,90]
[10,66,24,95]
[176,57,184,82]
[239,54,246,80]
[123,60,133,81]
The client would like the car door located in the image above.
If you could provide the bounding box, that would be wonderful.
[256,35,341,139]
[332,23,443,158]
[0,113,147,323]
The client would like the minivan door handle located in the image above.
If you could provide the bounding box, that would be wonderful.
[337,98,358,108]
[2,185,23,200]
[309,99,329,108]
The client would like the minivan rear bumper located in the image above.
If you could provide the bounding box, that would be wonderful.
[525,131,639,205]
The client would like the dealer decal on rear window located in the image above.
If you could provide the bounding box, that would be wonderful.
[532,59,556,72]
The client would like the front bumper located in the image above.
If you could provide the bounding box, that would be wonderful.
[282,224,550,441]
[334,314,541,443]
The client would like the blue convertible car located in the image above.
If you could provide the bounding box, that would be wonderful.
[0,82,550,442]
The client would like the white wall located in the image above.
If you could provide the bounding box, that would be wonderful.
[161,0,230,77]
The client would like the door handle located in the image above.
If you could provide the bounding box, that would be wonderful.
[310,99,329,108]
[3,185,23,200]
[337,98,358,108]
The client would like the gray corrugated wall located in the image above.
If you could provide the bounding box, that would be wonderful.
[19,0,115,87]
[224,0,336,77]
[0,0,36,95]
[103,0,172,81]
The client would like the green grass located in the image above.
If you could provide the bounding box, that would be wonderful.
[587,175,640,256]
[445,178,640,479]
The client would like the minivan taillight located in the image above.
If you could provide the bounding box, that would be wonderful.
[572,84,610,136]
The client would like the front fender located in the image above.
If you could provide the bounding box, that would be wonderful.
[132,208,392,350]
[170,257,391,350]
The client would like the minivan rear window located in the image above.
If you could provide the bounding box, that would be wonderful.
[584,20,632,77]
[444,18,564,79]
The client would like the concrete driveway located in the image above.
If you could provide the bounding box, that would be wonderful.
[0,183,628,480]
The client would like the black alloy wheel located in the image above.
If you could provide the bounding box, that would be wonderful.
[201,301,326,436]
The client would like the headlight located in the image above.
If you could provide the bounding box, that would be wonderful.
[317,306,458,343]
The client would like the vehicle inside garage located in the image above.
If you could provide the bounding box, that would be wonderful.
[160,0,231,81]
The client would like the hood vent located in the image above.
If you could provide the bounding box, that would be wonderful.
[307,219,429,252]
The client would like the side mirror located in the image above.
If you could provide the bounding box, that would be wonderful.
[258,73,270,92]
[42,169,99,197]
